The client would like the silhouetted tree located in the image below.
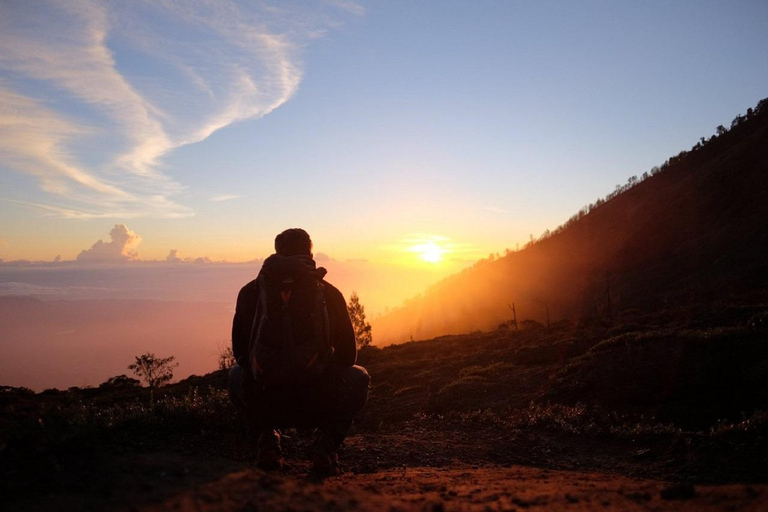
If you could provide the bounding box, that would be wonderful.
[218,345,236,371]
[128,353,177,390]
[347,292,372,349]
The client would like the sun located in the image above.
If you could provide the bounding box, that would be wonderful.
[413,241,443,263]
[400,234,453,266]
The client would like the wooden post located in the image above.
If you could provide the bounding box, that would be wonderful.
[508,303,518,330]
[606,271,613,324]
[545,302,550,328]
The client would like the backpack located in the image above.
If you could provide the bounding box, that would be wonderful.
[249,269,331,386]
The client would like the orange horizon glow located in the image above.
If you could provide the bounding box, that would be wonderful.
[0,224,512,319]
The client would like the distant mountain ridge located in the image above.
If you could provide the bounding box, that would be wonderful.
[373,98,768,343]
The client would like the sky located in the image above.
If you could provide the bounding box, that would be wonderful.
[1,0,768,313]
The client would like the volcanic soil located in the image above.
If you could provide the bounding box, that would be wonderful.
[7,419,766,511]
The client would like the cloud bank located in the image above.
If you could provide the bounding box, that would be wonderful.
[0,0,359,219]
[77,224,142,262]
[0,222,453,317]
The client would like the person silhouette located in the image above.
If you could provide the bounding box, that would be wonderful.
[228,228,370,473]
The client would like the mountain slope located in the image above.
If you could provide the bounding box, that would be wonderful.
[374,99,768,343]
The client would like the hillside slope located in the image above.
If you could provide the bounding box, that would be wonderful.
[374,99,768,343]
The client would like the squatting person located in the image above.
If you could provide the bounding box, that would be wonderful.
[228,228,370,473]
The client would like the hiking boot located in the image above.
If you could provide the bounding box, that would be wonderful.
[256,429,284,470]
[310,431,339,475]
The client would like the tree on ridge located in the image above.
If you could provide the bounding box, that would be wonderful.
[347,292,373,349]
[128,352,178,390]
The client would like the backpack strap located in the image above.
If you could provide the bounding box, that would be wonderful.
[319,282,331,351]
[249,273,270,375]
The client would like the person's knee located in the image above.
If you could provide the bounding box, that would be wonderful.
[342,365,371,391]
[340,365,370,408]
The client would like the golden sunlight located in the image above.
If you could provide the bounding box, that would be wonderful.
[412,241,444,263]
[391,234,472,269]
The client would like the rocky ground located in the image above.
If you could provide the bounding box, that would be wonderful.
[146,464,766,512]
[6,420,767,511]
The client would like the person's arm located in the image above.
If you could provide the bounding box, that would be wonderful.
[323,283,357,367]
[232,278,259,367]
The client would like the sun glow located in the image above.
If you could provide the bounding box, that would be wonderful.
[393,234,472,268]
[412,241,444,263]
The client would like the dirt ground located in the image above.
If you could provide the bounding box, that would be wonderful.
[9,421,766,511]
[145,464,767,512]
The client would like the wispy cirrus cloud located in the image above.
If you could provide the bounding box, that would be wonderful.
[324,0,366,16]
[209,194,240,202]
[0,86,129,199]
[0,0,353,219]
[0,2,171,178]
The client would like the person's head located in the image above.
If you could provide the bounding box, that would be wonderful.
[274,228,313,257]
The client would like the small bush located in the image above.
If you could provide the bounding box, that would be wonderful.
[508,403,680,437]
[520,319,544,330]
[458,362,517,379]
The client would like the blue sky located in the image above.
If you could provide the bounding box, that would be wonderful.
[1,1,767,283]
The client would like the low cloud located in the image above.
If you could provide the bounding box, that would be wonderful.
[483,206,508,214]
[0,245,467,319]
[166,249,183,263]
[164,250,218,265]
[0,282,66,296]
[314,252,335,263]
[76,224,142,263]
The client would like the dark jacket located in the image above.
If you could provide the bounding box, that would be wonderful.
[231,254,357,369]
